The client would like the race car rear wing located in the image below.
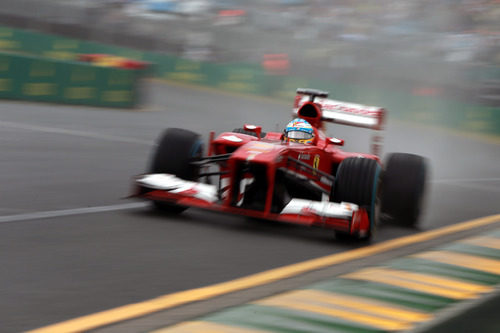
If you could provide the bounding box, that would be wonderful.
[293,88,385,131]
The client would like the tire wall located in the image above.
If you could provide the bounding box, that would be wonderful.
[0,25,498,135]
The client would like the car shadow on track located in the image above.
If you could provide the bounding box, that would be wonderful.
[128,206,419,247]
[128,207,352,246]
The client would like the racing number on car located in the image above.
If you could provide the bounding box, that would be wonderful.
[313,155,320,174]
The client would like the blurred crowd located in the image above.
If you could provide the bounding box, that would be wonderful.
[67,0,499,66]
[0,0,498,67]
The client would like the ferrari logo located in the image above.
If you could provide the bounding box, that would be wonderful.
[313,155,320,174]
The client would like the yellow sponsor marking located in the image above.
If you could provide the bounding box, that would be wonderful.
[30,63,55,77]
[27,214,500,333]
[342,267,483,299]
[0,78,11,91]
[412,250,500,275]
[101,90,131,102]
[65,87,96,100]
[152,320,268,333]
[257,289,430,323]
[22,83,57,96]
[461,236,500,250]
[43,51,76,61]
[0,39,20,49]
[0,59,9,71]
[257,291,411,331]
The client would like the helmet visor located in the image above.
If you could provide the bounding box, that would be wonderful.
[287,130,313,140]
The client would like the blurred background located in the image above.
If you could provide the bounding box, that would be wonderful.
[1,3,500,332]
[0,0,499,135]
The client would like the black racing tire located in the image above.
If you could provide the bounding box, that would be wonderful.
[380,153,427,227]
[149,128,203,213]
[232,128,267,138]
[332,157,381,241]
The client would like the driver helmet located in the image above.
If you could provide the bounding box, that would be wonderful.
[284,118,315,144]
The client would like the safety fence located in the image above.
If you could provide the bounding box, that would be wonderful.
[0,25,499,136]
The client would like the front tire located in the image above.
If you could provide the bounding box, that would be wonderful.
[332,157,381,241]
[149,128,203,213]
[380,153,427,227]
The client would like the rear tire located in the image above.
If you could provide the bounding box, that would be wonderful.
[149,128,203,213]
[380,153,427,227]
[332,157,381,241]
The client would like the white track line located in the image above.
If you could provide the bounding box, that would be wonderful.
[431,178,500,193]
[0,120,152,145]
[0,203,147,224]
[440,182,500,194]
[431,178,500,183]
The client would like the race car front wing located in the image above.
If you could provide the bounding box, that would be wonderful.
[133,174,370,236]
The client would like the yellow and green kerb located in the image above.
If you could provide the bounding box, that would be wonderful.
[155,230,500,333]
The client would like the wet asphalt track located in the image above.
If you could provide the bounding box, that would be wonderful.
[0,81,499,332]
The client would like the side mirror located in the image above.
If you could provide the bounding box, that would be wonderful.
[327,137,344,146]
[243,124,262,139]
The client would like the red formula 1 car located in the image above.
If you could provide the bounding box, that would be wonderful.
[131,88,428,240]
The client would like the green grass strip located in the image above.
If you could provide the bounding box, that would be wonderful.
[438,243,500,260]
[205,304,383,333]
[486,229,500,238]
[388,257,500,286]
